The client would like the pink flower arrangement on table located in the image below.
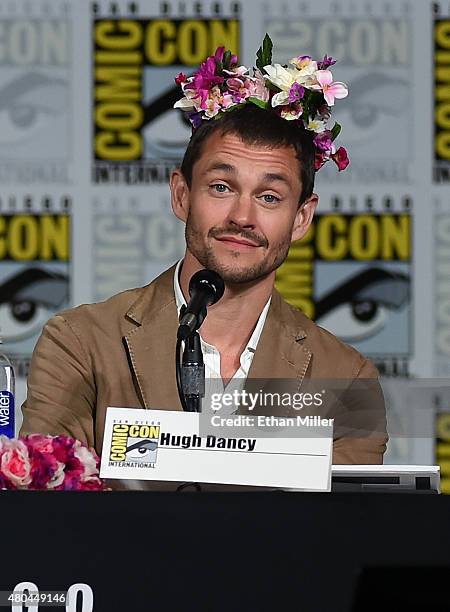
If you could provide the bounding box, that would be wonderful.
[174,34,350,172]
[0,434,105,491]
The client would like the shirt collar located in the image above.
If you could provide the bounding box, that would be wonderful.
[173,259,271,353]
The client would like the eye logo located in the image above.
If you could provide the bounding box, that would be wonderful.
[0,267,69,346]
[109,423,160,465]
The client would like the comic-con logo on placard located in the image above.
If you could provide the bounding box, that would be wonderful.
[92,5,240,185]
[434,5,450,183]
[264,1,412,184]
[0,196,71,378]
[0,4,71,183]
[109,422,160,467]
[276,197,412,376]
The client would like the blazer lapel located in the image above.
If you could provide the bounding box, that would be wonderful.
[247,289,312,381]
[124,265,183,411]
[243,290,312,416]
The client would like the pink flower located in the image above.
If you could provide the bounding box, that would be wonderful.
[175,72,187,85]
[26,434,54,455]
[77,477,104,491]
[214,46,225,62]
[193,56,224,104]
[315,70,348,106]
[226,77,252,103]
[331,146,350,171]
[247,70,270,102]
[315,150,330,170]
[223,65,247,77]
[0,434,105,491]
[29,451,58,488]
[1,440,32,488]
[214,46,238,67]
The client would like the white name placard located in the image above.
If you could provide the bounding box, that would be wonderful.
[100,407,333,491]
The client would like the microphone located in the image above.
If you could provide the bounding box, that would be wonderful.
[177,269,225,340]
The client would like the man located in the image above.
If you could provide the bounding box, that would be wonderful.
[21,42,387,470]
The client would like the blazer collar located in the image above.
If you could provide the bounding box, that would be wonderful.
[123,264,311,410]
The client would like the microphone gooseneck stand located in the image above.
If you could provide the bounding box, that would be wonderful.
[176,307,205,412]
[176,269,225,413]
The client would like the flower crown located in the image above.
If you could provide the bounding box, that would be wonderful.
[173,34,349,172]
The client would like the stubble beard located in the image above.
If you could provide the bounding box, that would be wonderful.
[185,211,292,284]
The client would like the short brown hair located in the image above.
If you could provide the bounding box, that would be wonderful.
[180,104,316,205]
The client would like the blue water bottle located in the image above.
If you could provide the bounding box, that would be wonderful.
[0,340,15,438]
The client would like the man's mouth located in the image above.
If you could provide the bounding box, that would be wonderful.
[215,235,261,249]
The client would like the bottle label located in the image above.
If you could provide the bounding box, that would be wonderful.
[0,391,14,438]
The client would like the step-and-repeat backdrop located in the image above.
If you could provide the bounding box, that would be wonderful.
[2,0,450,485]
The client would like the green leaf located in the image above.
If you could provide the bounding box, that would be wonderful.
[222,50,232,69]
[215,58,223,74]
[256,33,273,72]
[248,96,271,110]
[331,122,341,140]
[265,81,280,92]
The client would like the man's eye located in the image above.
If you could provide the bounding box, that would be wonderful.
[261,194,280,204]
[211,184,229,193]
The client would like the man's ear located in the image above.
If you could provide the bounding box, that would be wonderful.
[291,193,318,243]
[170,169,190,222]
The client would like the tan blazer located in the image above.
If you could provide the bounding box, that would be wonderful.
[20,264,387,479]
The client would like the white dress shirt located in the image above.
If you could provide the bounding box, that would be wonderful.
[173,260,271,408]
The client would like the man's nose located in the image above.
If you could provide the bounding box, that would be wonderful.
[227,192,256,229]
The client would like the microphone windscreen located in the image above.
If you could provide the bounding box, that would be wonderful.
[188,270,225,305]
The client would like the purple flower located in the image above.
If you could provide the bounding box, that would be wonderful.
[52,436,75,463]
[288,82,305,103]
[214,46,225,62]
[187,111,203,129]
[313,131,333,152]
[318,54,337,70]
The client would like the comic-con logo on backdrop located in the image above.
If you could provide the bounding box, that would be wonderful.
[263,0,412,185]
[92,3,240,185]
[434,200,450,376]
[434,6,450,183]
[92,193,185,301]
[436,407,450,494]
[0,196,71,379]
[275,196,412,377]
[0,3,71,184]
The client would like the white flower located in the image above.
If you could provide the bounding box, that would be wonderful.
[306,118,327,133]
[47,462,65,489]
[289,56,318,79]
[173,97,195,110]
[74,442,98,481]
[280,106,303,120]
[271,91,290,107]
[264,63,298,91]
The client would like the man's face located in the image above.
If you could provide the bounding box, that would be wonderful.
[173,131,316,284]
